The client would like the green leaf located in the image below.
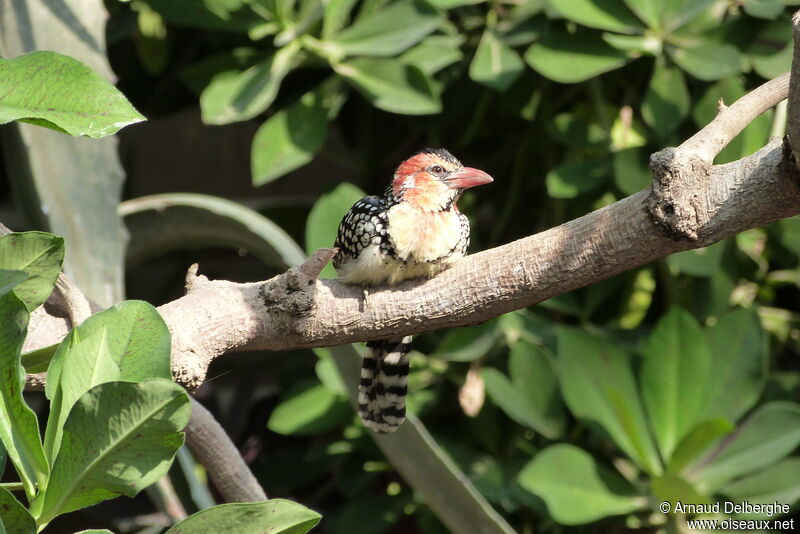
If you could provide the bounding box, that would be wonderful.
[120,193,305,272]
[0,232,64,312]
[0,486,35,534]
[322,0,359,39]
[0,293,48,500]
[251,88,329,186]
[20,343,57,374]
[670,42,742,81]
[517,444,646,525]
[305,182,365,279]
[179,48,261,95]
[642,60,689,136]
[0,270,28,299]
[482,341,564,438]
[650,474,712,510]
[666,240,726,277]
[335,59,441,115]
[557,328,661,475]
[469,30,524,92]
[166,500,321,534]
[432,321,497,362]
[546,157,612,199]
[641,308,713,461]
[748,18,792,79]
[547,0,643,33]
[548,113,608,148]
[525,30,630,83]
[613,147,651,195]
[35,379,190,525]
[721,458,800,518]
[703,308,768,423]
[200,43,299,125]
[668,418,734,474]
[328,0,443,57]
[44,300,172,463]
[691,402,800,492]
[400,34,464,75]
[0,51,145,137]
[137,0,263,32]
[267,383,350,435]
[743,0,784,20]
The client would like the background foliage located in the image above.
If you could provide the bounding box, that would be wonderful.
[2,0,800,532]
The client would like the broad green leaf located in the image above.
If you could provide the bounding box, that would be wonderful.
[666,240,726,277]
[328,0,443,57]
[165,500,321,534]
[20,343,57,374]
[743,0,784,19]
[0,486,35,534]
[267,383,350,435]
[704,308,768,423]
[668,418,734,474]
[525,30,630,83]
[517,444,646,525]
[305,182,365,279]
[200,43,299,125]
[179,48,261,95]
[546,157,612,199]
[748,18,792,79]
[557,328,661,475]
[624,0,718,32]
[0,232,64,312]
[251,89,329,186]
[0,270,28,299]
[120,193,306,271]
[0,52,144,137]
[642,60,689,137]
[432,321,497,362]
[691,402,800,491]
[335,59,441,115]
[547,0,643,33]
[547,113,608,149]
[482,341,564,438]
[721,458,800,518]
[610,110,648,150]
[137,0,263,32]
[322,0,359,38]
[613,147,651,195]
[0,293,48,500]
[650,474,712,510]
[469,30,524,92]
[314,350,348,395]
[44,300,172,462]
[401,34,464,75]
[641,308,712,460]
[0,0,128,308]
[35,379,190,525]
[670,42,742,81]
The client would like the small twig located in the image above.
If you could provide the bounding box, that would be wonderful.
[184,397,268,502]
[54,273,92,326]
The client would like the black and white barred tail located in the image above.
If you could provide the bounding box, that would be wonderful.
[358,335,413,433]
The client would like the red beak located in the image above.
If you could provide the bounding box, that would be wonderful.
[443,167,493,190]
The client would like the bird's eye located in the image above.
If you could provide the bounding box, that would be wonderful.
[429,165,445,176]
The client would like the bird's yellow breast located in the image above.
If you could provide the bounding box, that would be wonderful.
[386,203,465,265]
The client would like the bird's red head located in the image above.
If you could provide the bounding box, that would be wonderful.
[391,148,493,211]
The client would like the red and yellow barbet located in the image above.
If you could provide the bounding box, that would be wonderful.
[333,148,493,433]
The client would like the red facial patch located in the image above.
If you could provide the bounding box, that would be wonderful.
[392,153,442,195]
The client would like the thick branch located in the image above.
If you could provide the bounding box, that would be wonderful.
[155,137,800,388]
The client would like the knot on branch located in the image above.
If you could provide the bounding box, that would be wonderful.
[258,248,337,334]
[646,147,712,241]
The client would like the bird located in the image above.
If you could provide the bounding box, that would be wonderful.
[333,148,493,433]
